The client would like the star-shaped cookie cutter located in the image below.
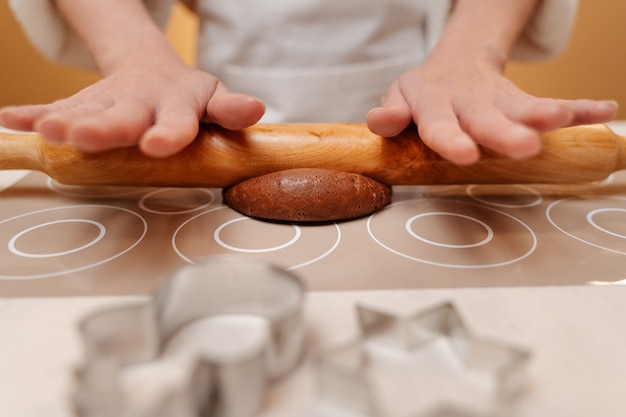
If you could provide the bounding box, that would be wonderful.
[315,301,531,417]
[72,255,306,417]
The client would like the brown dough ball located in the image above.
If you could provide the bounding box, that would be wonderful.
[222,168,392,222]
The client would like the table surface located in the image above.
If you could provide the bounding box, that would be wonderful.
[2,122,626,417]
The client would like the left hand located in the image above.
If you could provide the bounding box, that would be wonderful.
[366,51,618,166]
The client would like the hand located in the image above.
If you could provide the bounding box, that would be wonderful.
[367,52,618,166]
[0,63,266,158]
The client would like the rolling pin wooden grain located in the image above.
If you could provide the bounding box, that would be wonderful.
[0,123,624,187]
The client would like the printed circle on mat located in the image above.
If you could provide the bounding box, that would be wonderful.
[547,196,626,255]
[172,206,341,270]
[466,184,543,208]
[367,198,536,268]
[9,219,105,258]
[139,188,216,214]
[47,178,149,198]
[0,205,147,279]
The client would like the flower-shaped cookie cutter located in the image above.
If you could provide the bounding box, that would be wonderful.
[73,255,306,417]
[315,301,531,417]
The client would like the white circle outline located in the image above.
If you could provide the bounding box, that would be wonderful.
[139,188,215,214]
[367,199,537,269]
[587,208,626,239]
[287,224,341,271]
[46,177,146,198]
[172,205,342,270]
[467,184,543,208]
[547,197,626,255]
[406,212,494,248]
[0,204,147,280]
[8,219,105,258]
[214,217,302,253]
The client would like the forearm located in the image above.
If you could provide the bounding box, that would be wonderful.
[52,0,183,75]
[433,0,541,69]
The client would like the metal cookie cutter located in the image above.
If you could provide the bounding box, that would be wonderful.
[315,302,531,417]
[73,255,305,417]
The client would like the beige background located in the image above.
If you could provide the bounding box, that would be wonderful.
[1,1,625,118]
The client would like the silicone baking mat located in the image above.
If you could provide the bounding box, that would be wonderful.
[1,166,626,296]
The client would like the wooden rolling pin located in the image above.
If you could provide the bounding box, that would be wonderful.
[0,123,624,187]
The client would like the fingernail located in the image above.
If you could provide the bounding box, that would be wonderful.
[34,117,67,144]
[510,126,541,159]
[448,135,480,165]
[598,100,619,110]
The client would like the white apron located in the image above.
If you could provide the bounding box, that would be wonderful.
[193,0,451,123]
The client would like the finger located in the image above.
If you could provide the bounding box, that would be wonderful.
[139,104,201,158]
[6,92,116,138]
[555,99,618,126]
[367,106,414,137]
[0,105,52,131]
[497,94,618,132]
[414,106,481,165]
[502,98,574,131]
[34,102,115,143]
[63,101,154,152]
[205,84,265,129]
[367,82,413,137]
[460,107,542,160]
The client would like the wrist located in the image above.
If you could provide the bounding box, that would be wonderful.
[431,0,540,70]
[427,37,509,75]
[97,36,186,76]
[53,0,185,76]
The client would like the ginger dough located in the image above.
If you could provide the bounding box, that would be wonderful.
[222,168,392,222]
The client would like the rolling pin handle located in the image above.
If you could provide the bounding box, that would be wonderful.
[616,132,626,172]
[0,132,46,172]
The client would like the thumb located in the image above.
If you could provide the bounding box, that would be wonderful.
[205,84,266,129]
[366,82,412,137]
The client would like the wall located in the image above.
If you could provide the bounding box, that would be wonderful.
[1,1,625,118]
[506,0,626,117]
